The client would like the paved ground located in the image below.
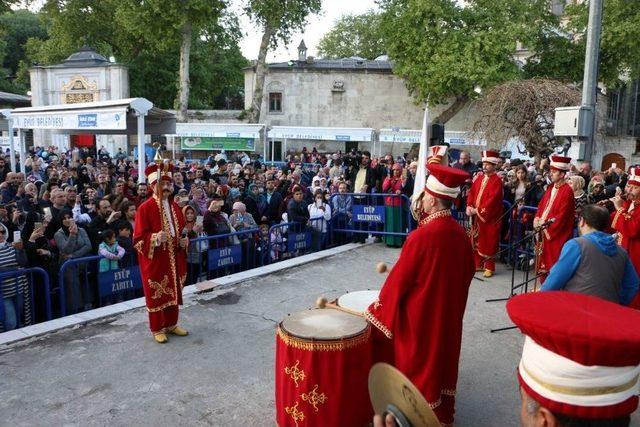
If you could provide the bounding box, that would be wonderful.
[1,243,637,426]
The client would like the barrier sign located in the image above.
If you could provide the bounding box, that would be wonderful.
[98,268,142,298]
[287,232,312,252]
[208,244,242,270]
[352,205,386,223]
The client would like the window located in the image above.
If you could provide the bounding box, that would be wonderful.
[635,139,640,154]
[607,89,621,121]
[269,92,282,113]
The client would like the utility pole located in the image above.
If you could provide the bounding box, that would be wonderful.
[581,0,604,162]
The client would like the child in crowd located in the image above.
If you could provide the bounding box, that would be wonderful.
[98,229,125,272]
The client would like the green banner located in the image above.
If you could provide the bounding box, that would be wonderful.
[181,136,255,151]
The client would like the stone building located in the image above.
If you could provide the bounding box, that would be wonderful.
[595,82,640,171]
[243,41,479,158]
[29,45,129,154]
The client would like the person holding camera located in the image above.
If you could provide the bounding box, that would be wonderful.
[87,199,121,252]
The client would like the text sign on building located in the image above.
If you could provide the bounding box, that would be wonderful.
[208,244,242,271]
[352,205,386,223]
[98,268,142,298]
[182,137,255,151]
[287,232,312,252]
[13,108,127,130]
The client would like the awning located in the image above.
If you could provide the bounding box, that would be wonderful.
[174,123,264,139]
[10,98,175,135]
[268,126,374,142]
[379,128,486,146]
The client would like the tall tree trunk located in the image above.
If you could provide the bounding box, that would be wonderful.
[249,25,275,123]
[176,20,193,123]
[407,95,470,160]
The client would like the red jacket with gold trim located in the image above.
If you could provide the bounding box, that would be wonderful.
[134,196,188,312]
[365,211,474,423]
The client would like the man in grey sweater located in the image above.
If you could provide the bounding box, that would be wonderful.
[541,204,639,304]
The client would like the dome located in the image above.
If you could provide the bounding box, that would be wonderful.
[374,55,389,61]
[60,45,110,67]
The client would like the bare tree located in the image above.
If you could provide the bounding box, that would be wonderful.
[471,79,581,160]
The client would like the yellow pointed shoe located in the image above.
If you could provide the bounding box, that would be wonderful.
[168,326,189,337]
[483,269,494,278]
[154,333,168,344]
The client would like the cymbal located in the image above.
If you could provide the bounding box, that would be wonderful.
[368,363,440,427]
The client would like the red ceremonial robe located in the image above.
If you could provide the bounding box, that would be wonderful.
[467,173,503,271]
[611,200,640,308]
[534,183,575,278]
[365,210,475,425]
[134,196,188,332]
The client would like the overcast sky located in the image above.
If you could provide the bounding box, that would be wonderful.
[234,0,379,62]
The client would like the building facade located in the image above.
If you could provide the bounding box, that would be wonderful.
[243,44,479,158]
[29,45,129,154]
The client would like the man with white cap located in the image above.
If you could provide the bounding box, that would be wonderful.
[533,155,576,284]
[466,150,504,278]
[508,291,640,427]
[366,163,475,426]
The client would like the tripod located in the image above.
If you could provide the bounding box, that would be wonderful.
[485,219,554,333]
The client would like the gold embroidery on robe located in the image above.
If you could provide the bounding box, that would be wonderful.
[285,401,304,426]
[149,275,174,299]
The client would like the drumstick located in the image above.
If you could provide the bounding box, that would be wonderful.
[316,297,365,318]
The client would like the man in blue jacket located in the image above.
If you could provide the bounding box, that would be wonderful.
[541,204,638,305]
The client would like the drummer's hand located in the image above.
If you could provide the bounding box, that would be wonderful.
[373,414,396,427]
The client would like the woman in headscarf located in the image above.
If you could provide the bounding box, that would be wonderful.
[54,209,92,313]
[0,222,31,331]
[244,183,267,224]
[182,205,205,285]
[190,185,209,216]
[382,163,406,247]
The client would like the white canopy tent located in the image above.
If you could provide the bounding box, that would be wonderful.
[266,126,374,161]
[10,98,175,182]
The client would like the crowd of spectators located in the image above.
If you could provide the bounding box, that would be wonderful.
[0,143,630,331]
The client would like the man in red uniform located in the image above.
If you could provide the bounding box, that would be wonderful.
[466,150,503,277]
[612,167,640,308]
[533,155,575,283]
[134,162,189,343]
[366,163,475,426]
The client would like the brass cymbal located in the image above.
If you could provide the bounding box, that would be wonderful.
[368,363,440,427]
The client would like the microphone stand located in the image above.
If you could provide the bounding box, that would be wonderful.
[486,219,555,333]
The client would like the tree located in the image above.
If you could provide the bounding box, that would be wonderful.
[317,11,385,60]
[116,0,225,122]
[0,10,47,82]
[471,79,581,159]
[244,0,322,123]
[378,0,559,124]
[21,0,246,110]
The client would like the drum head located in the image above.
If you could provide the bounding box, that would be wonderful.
[338,290,380,313]
[282,309,368,340]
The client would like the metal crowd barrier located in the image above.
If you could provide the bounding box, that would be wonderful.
[0,267,51,330]
[187,228,265,285]
[57,252,140,317]
[267,217,334,263]
[328,193,413,244]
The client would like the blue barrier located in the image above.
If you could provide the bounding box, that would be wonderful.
[0,267,51,330]
[187,228,265,285]
[268,217,331,263]
[328,193,413,242]
[57,252,139,317]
